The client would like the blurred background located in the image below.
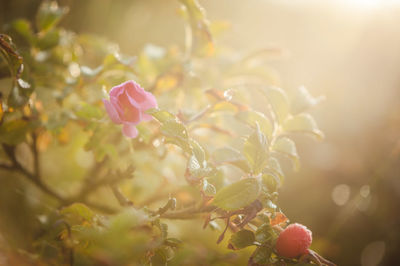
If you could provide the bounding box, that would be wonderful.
[1,0,400,265]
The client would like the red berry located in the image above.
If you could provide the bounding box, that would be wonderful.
[275,223,312,258]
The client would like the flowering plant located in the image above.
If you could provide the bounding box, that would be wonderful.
[0,1,334,265]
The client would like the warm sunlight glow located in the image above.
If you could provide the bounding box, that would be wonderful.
[343,0,400,9]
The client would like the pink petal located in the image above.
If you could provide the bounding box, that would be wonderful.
[120,91,142,124]
[127,81,147,102]
[109,83,125,98]
[125,81,157,110]
[141,91,158,110]
[110,96,124,117]
[122,124,139,138]
[103,99,121,123]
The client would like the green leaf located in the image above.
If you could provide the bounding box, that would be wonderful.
[272,137,300,170]
[152,246,174,264]
[261,173,280,193]
[60,203,95,222]
[160,120,188,139]
[75,103,103,120]
[255,223,277,244]
[164,238,183,248]
[179,0,214,57]
[10,19,35,44]
[190,139,206,164]
[264,157,284,181]
[0,34,23,78]
[283,113,324,140]
[228,229,255,250]
[0,119,29,145]
[206,168,225,191]
[249,245,273,265]
[202,179,216,196]
[36,1,68,32]
[236,110,273,139]
[147,109,176,123]
[211,147,250,173]
[213,178,261,211]
[243,124,269,174]
[260,198,277,211]
[259,87,290,124]
[36,29,60,50]
[161,119,191,153]
[187,154,213,178]
[0,34,33,107]
[8,79,33,108]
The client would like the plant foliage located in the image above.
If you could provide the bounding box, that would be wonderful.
[0,1,331,265]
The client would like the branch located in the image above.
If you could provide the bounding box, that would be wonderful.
[2,143,66,202]
[111,184,133,207]
[0,162,13,171]
[159,204,216,219]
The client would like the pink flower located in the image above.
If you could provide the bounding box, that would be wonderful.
[103,80,157,138]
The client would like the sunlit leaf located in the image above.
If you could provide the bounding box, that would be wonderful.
[228,230,255,250]
[161,120,188,140]
[270,212,288,226]
[152,246,174,264]
[36,1,69,32]
[249,245,272,265]
[190,139,206,163]
[36,29,60,50]
[180,0,214,57]
[283,113,324,140]
[272,137,299,170]
[0,34,23,78]
[10,19,35,45]
[259,87,290,124]
[211,147,250,173]
[188,154,213,178]
[236,110,273,139]
[161,119,191,152]
[255,223,277,244]
[147,109,176,123]
[164,238,183,248]
[202,179,216,196]
[60,203,95,222]
[210,101,238,113]
[261,172,280,193]
[213,178,261,211]
[261,198,277,211]
[264,157,284,183]
[243,123,269,174]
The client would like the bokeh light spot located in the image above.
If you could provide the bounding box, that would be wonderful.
[360,185,370,198]
[332,184,351,206]
[361,241,385,266]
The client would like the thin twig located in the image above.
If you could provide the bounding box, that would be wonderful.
[0,162,13,171]
[160,204,216,219]
[111,184,133,207]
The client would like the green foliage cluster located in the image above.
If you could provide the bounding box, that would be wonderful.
[0,1,329,265]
